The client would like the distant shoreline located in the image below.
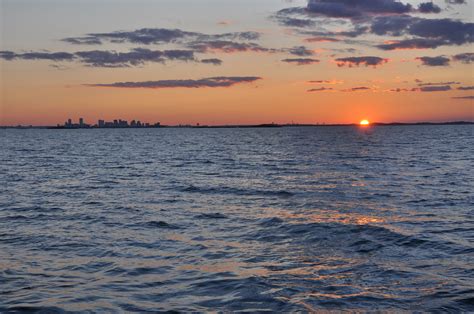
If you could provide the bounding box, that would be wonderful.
[1,121,473,129]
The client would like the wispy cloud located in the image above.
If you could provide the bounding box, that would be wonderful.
[0,48,195,67]
[287,46,315,56]
[282,58,320,65]
[308,79,343,84]
[85,76,262,89]
[187,40,274,53]
[416,56,450,66]
[452,96,474,99]
[452,52,474,64]
[334,56,388,67]
[419,85,452,92]
[200,58,223,65]
[418,81,460,86]
[307,87,333,92]
[304,37,340,43]
[341,86,371,92]
[62,28,260,45]
[0,51,75,61]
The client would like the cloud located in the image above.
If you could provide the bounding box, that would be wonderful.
[341,86,371,92]
[63,28,261,45]
[305,0,412,18]
[0,51,75,61]
[282,58,320,65]
[419,85,452,92]
[187,40,273,53]
[274,2,473,52]
[452,96,474,99]
[457,86,474,90]
[377,38,446,50]
[308,87,333,92]
[334,56,388,67]
[61,37,103,45]
[85,76,262,89]
[389,84,455,92]
[308,79,343,84]
[416,56,450,66]
[275,16,316,27]
[452,52,474,64]
[200,58,222,65]
[288,46,315,56]
[418,2,441,13]
[389,88,418,92]
[372,16,474,49]
[418,81,460,86]
[298,26,369,39]
[446,0,466,4]
[304,37,340,42]
[0,48,195,67]
[77,48,195,67]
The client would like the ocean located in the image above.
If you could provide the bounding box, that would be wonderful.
[1,125,473,312]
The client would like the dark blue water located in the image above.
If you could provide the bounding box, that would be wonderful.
[1,126,473,312]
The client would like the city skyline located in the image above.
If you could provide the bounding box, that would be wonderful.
[1,0,473,126]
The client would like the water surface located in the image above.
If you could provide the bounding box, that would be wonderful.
[1,126,473,311]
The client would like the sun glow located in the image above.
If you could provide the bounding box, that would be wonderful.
[360,119,370,126]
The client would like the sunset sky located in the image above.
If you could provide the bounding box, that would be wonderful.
[1,0,473,126]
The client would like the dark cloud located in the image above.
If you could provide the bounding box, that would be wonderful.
[419,85,452,92]
[187,40,273,53]
[308,79,343,84]
[85,76,262,89]
[308,87,333,92]
[335,56,388,67]
[304,37,340,42]
[276,16,316,27]
[200,58,223,65]
[452,52,474,63]
[372,16,474,49]
[370,15,413,36]
[0,48,195,67]
[306,0,412,18]
[389,88,418,92]
[446,0,466,4]
[377,38,446,50]
[75,48,194,67]
[389,84,454,92]
[452,96,474,99]
[61,37,103,45]
[63,28,261,45]
[282,58,320,65]
[298,26,368,38]
[274,2,472,52]
[418,81,460,86]
[418,2,441,13]
[457,86,474,90]
[0,51,75,61]
[288,46,315,56]
[341,86,371,92]
[416,56,450,66]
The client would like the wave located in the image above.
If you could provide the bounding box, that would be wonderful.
[194,213,228,219]
[181,185,294,198]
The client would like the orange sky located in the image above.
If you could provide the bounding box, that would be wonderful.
[1,0,473,126]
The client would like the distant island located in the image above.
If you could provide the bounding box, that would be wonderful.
[0,119,473,129]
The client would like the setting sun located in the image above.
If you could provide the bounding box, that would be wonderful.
[360,119,370,126]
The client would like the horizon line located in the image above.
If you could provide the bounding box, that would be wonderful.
[1,120,473,129]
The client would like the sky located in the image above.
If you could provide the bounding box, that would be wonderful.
[0,0,473,126]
